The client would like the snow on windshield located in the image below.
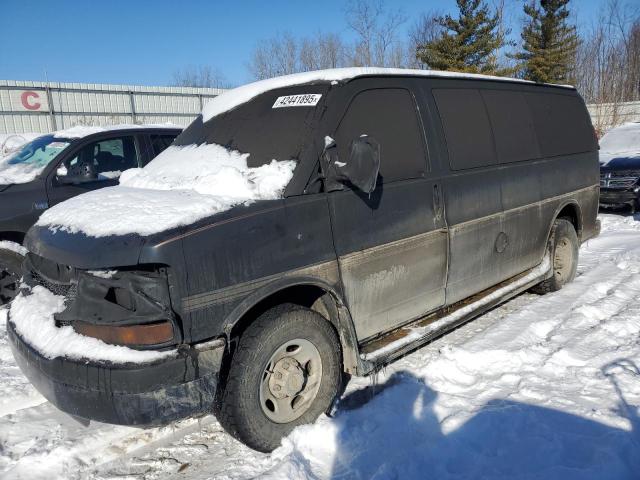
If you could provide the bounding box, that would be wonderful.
[36,143,296,237]
[600,123,640,155]
[0,136,70,185]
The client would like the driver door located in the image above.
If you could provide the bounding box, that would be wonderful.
[46,134,141,207]
[327,79,448,342]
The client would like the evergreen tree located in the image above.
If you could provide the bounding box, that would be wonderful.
[513,0,579,83]
[416,0,511,75]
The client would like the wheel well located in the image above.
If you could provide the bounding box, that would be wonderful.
[556,203,582,240]
[228,285,338,343]
[215,285,348,399]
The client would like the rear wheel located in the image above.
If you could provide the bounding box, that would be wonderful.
[217,304,342,452]
[0,249,24,305]
[532,218,579,294]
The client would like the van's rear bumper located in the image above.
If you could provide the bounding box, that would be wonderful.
[7,318,225,426]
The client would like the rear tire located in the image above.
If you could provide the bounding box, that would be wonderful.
[0,249,24,306]
[532,218,579,294]
[217,304,343,452]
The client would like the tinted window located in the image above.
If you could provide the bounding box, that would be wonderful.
[481,90,541,163]
[433,89,496,170]
[525,92,594,157]
[334,88,426,183]
[62,136,138,181]
[149,134,176,157]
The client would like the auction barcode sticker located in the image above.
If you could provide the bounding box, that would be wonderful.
[272,94,322,108]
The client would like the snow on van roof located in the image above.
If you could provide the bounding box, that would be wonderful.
[202,67,573,122]
[53,123,181,139]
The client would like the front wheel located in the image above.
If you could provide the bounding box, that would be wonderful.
[532,218,579,294]
[217,304,343,452]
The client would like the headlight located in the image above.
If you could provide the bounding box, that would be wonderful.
[72,320,174,347]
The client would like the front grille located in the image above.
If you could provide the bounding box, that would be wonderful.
[600,170,640,188]
[25,253,78,306]
[31,269,77,302]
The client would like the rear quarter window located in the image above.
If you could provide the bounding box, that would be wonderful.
[525,92,594,157]
[433,88,497,171]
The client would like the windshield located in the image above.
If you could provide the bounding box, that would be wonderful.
[0,135,71,185]
[174,85,328,168]
[600,124,640,154]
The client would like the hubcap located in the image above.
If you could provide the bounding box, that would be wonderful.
[554,236,574,284]
[0,268,19,305]
[259,338,323,424]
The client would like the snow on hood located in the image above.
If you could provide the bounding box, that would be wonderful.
[599,123,640,165]
[35,143,296,238]
[9,286,172,364]
[202,67,571,122]
[53,123,180,139]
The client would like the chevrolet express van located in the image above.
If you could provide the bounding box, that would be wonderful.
[0,125,181,304]
[8,68,600,452]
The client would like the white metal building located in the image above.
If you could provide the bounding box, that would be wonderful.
[0,80,225,134]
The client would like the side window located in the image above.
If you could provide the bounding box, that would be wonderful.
[334,88,427,183]
[149,134,176,157]
[433,88,496,171]
[525,92,595,157]
[481,90,541,164]
[60,136,138,182]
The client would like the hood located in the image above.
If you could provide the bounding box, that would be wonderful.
[34,143,296,239]
[599,152,640,171]
[25,224,146,269]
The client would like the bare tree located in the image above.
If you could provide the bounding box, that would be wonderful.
[172,65,230,89]
[344,0,408,67]
[408,11,444,68]
[573,0,640,133]
[249,32,347,80]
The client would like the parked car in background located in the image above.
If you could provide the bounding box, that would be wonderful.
[0,125,181,304]
[8,68,600,452]
[599,122,640,212]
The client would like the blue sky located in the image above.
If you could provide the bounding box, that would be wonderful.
[0,0,604,87]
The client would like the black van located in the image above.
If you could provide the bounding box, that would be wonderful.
[0,126,181,304]
[8,69,600,452]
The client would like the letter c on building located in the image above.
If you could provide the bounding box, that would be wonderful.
[21,91,41,110]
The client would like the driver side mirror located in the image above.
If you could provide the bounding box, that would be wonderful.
[324,135,381,194]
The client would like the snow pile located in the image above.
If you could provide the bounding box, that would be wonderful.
[202,67,570,122]
[9,286,173,364]
[36,144,296,237]
[0,240,28,256]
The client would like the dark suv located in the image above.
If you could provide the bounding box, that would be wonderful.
[598,122,640,212]
[0,126,181,303]
[8,69,600,452]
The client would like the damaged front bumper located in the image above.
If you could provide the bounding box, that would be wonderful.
[7,318,225,426]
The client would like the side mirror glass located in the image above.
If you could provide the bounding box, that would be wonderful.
[327,135,380,194]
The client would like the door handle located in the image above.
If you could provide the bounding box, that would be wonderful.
[433,184,443,221]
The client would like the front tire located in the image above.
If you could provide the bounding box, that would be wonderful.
[532,218,579,294]
[217,304,343,452]
[0,249,24,305]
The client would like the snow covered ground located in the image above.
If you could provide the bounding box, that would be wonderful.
[1,213,639,479]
